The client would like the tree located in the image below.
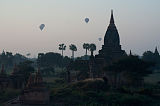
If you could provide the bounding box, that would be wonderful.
[89,43,96,56]
[40,67,55,76]
[59,44,66,57]
[142,51,155,62]
[0,51,27,68]
[68,60,89,81]
[83,43,90,56]
[69,44,77,60]
[37,52,71,68]
[103,56,154,88]
[142,51,160,63]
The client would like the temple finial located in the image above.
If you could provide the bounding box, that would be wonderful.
[155,46,159,56]
[111,9,113,15]
[129,50,132,56]
[110,9,114,24]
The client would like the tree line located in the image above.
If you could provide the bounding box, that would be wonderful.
[58,43,96,59]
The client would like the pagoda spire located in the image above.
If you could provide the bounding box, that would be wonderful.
[26,73,33,88]
[129,50,132,56]
[154,46,159,56]
[110,10,114,24]
[12,64,18,74]
[34,68,43,84]
[104,9,120,46]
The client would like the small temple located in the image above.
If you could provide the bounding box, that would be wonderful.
[19,68,50,105]
[154,46,159,56]
[9,64,25,89]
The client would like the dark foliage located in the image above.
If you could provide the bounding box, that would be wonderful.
[0,52,27,68]
[68,60,89,80]
[104,56,154,87]
[17,60,35,83]
[41,66,55,76]
[50,79,155,106]
[37,52,71,68]
[142,51,160,69]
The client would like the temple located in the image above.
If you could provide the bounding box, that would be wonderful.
[19,68,50,105]
[154,46,159,56]
[95,10,126,63]
[10,64,25,89]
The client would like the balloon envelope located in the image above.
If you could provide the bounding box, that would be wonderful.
[85,18,89,23]
[39,24,45,31]
[98,38,102,41]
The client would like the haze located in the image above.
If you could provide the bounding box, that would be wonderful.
[0,0,160,57]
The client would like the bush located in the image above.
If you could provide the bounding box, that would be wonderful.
[105,93,153,106]
[50,79,155,106]
[0,89,20,104]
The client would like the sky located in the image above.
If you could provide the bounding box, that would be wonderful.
[0,0,160,58]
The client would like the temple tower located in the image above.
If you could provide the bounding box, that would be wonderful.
[154,46,159,56]
[95,10,126,63]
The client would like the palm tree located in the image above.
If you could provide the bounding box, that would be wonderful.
[89,43,96,56]
[69,44,77,59]
[83,43,90,56]
[59,44,66,57]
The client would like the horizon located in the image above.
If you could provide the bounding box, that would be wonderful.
[0,0,160,58]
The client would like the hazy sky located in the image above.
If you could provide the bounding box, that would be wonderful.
[0,0,160,57]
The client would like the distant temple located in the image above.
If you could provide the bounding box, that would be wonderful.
[95,10,126,63]
[9,64,25,89]
[19,68,50,105]
[154,46,159,56]
[0,64,25,90]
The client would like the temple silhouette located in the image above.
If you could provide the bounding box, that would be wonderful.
[19,68,50,105]
[95,10,126,63]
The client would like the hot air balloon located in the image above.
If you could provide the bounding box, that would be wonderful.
[98,38,102,41]
[39,24,45,31]
[85,18,89,23]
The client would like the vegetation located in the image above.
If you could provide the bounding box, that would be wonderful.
[0,49,160,106]
[69,44,77,59]
[37,52,71,68]
[49,79,159,106]
[142,50,160,69]
[17,60,35,83]
[104,55,154,88]
[0,89,20,105]
[0,51,28,73]
[89,43,96,56]
[83,43,90,56]
[59,44,66,57]
[68,60,89,80]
